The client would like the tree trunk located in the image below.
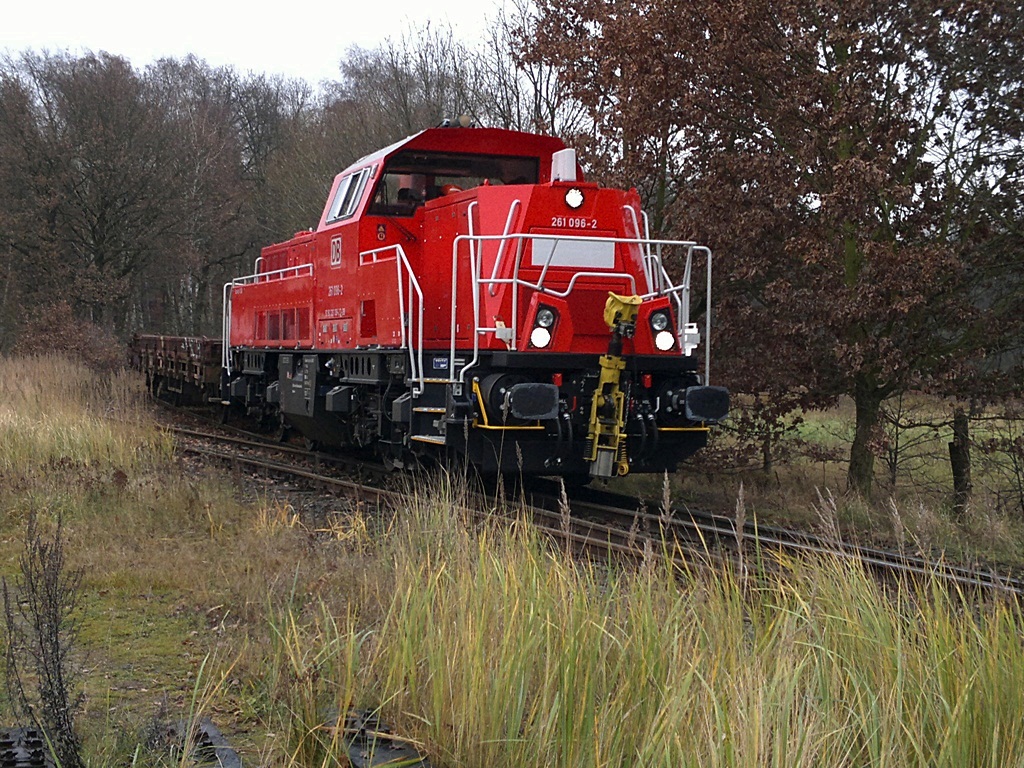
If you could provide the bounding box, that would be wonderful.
[0,254,12,347]
[848,375,884,497]
[949,407,972,516]
[762,431,773,474]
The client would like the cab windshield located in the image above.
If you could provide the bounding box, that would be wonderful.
[369,151,539,217]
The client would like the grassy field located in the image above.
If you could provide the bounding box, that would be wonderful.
[4,355,1024,766]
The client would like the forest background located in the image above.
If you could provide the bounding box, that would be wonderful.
[1,0,1022,500]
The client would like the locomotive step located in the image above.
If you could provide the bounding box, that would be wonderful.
[413,406,446,414]
[410,434,447,445]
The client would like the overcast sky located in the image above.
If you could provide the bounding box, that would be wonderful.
[2,0,498,85]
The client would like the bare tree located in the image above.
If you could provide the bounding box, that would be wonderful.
[330,24,479,141]
[476,0,589,135]
[0,52,180,333]
[141,57,253,334]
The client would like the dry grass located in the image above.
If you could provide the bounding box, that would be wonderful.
[0,355,382,763]
[293,476,1024,768]
[0,355,172,474]
[6,354,1024,767]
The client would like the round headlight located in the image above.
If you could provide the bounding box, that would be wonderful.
[565,188,584,209]
[650,311,670,332]
[655,330,675,351]
[531,327,552,348]
[536,308,556,328]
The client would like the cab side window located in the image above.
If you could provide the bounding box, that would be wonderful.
[327,167,373,222]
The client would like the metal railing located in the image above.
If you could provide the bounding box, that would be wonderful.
[487,199,523,296]
[358,244,426,393]
[448,229,714,386]
[220,212,713,394]
[222,263,314,373]
[221,251,426,390]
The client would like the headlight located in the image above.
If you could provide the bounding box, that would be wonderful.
[536,307,556,328]
[531,327,552,348]
[650,311,670,332]
[655,330,675,351]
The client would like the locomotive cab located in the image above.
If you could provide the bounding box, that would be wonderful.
[221,125,728,478]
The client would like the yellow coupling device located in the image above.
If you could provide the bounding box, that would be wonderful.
[585,292,641,477]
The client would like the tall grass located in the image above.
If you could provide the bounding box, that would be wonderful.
[272,474,1024,768]
[0,355,173,475]
[263,600,367,766]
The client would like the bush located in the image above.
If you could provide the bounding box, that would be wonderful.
[11,302,125,373]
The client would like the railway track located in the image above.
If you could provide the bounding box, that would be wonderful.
[574,484,1024,595]
[163,415,1024,598]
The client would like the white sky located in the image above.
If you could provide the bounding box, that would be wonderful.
[1,0,498,85]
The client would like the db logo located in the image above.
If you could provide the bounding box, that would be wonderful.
[330,236,342,266]
[377,224,386,241]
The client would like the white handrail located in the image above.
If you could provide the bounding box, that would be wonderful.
[232,263,313,285]
[680,246,694,338]
[359,244,425,393]
[458,237,484,381]
[221,264,314,375]
[222,281,232,373]
[698,245,713,382]
[451,231,715,385]
[623,205,655,293]
[467,201,479,280]
[222,227,715,396]
[488,199,522,296]
[464,231,700,249]
[483,270,639,298]
[449,236,460,383]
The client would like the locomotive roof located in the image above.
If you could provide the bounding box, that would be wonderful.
[341,127,569,176]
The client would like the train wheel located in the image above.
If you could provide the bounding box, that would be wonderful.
[380,443,408,471]
[561,473,592,491]
[272,414,291,443]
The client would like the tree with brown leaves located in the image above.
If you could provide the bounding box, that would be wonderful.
[531,0,1024,495]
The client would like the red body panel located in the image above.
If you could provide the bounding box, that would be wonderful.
[229,231,315,348]
[227,126,686,361]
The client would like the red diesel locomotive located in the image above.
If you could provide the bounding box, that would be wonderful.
[138,124,728,478]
